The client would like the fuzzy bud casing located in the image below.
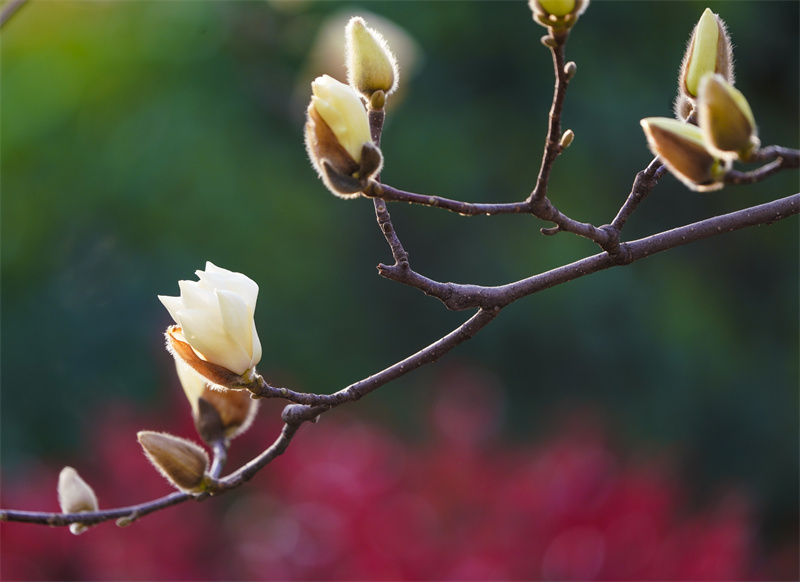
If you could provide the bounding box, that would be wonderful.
[346,17,399,100]
[675,8,733,119]
[697,73,759,160]
[641,117,730,192]
[137,431,210,493]
[58,467,99,535]
[175,360,258,444]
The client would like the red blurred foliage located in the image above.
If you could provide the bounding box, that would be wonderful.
[1,365,796,581]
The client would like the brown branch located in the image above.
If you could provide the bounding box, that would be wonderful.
[529,32,570,204]
[377,192,799,311]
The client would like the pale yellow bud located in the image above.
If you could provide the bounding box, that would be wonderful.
[675,8,733,119]
[305,75,383,198]
[698,73,759,160]
[57,467,99,535]
[346,17,399,100]
[529,0,589,30]
[641,117,730,192]
[137,431,210,493]
[311,75,372,162]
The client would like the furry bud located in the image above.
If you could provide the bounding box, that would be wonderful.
[305,75,383,198]
[675,8,733,120]
[346,17,399,100]
[641,117,730,192]
[137,431,210,493]
[58,467,99,535]
[697,73,759,161]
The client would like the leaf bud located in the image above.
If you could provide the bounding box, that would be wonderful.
[57,467,99,535]
[345,16,399,101]
[564,61,577,81]
[697,73,759,161]
[640,117,730,192]
[175,360,258,444]
[559,129,574,148]
[529,0,589,31]
[137,431,210,493]
[675,8,733,120]
[305,75,384,198]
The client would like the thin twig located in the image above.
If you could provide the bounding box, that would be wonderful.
[610,157,667,232]
[529,32,570,204]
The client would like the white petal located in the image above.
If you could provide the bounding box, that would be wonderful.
[249,321,262,368]
[158,295,185,325]
[197,265,259,309]
[175,360,205,416]
[178,308,228,362]
[178,280,216,311]
[216,289,253,351]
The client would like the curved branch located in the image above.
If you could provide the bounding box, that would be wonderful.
[253,307,500,406]
[378,193,799,310]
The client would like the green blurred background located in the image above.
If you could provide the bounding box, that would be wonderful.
[2,0,797,548]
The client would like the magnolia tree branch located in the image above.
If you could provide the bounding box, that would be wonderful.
[1,4,798,532]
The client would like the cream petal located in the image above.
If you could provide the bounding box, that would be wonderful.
[196,264,259,309]
[249,321,262,368]
[158,295,185,325]
[175,360,205,417]
[178,280,216,312]
[215,289,254,358]
[177,308,227,360]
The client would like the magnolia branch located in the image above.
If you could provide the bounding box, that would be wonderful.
[2,5,797,533]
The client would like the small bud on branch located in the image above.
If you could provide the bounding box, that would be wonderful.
[137,431,210,493]
[676,8,733,120]
[345,17,399,101]
[57,467,99,535]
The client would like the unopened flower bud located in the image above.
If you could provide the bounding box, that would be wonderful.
[529,0,589,31]
[560,129,574,148]
[641,117,730,192]
[159,262,261,389]
[698,73,759,161]
[675,8,733,119]
[305,74,383,198]
[346,17,399,100]
[137,431,210,493]
[176,360,258,444]
[58,467,99,535]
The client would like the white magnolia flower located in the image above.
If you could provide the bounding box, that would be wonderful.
[159,262,262,376]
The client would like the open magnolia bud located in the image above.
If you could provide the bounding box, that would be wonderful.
[641,117,730,192]
[137,431,210,493]
[57,467,99,535]
[305,75,383,198]
[675,8,733,120]
[175,360,258,445]
[529,0,589,31]
[697,73,759,160]
[159,262,261,389]
[346,17,399,100]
